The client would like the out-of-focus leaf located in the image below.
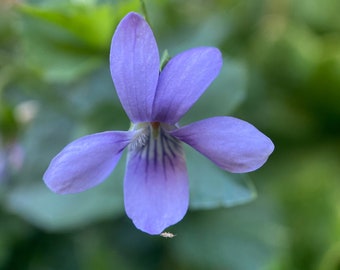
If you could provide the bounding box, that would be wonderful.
[0,103,18,140]
[302,35,340,130]
[252,21,321,88]
[318,243,340,270]
[17,0,140,83]
[6,156,126,231]
[67,67,129,131]
[4,106,128,231]
[74,228,136,270]
[18,13,102,83]
[157,12,230,53]
[252,20,340,134]
[186,144,257,210]
[19,2,129,50]
[0,213,31,268]
[292,0,340,32]
[170,197,286,270]
[266,146,340,270]
[3,74,130,231]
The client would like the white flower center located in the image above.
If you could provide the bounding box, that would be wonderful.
[129,122,182,164]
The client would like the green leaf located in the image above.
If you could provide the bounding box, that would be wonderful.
[168,168,285,270]
[67,66,129,131]
[3,82,129,231]
[18,14,102,83]
[292,0,340,32]
[6,157,126,231]
[158,12,230,54]
[17,0,140,83]
[186,144,257,210]
[169,199,285,270]
[0,213,30,268]
[19,1,139,50]
[0,103,18,140]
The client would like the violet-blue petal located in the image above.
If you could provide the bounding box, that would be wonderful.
[43,131,133,194]
[171,116,274,173]
[124,132,189,235]
[110,12,159,122]
[152,47,222,124]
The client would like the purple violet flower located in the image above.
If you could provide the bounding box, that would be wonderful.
[43,12,274,235]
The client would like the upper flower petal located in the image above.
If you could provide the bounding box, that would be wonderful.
[152,47,222,124]
[43,131,133,194]
[124,126,189,235]
[171,116,274,173]
[110,12,159,122]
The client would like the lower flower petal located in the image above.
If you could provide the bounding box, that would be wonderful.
[171,116,274,173]
[124,128,189,235]
[43,131,133,194]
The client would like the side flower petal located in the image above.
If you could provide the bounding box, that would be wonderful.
[152,47,222,124]
[124,127,189,235]
[43,131,133,194]
[110,12,159,122]
[171,116,274,173]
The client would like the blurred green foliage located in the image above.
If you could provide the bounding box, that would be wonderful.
[1,0,340,269]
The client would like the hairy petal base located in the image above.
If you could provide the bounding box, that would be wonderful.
[124,125,189,234]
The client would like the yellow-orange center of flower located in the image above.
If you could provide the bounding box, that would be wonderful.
[151,122,160,129]
[150,122,160,138]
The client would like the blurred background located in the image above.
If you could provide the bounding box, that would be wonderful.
[1,0,340,269]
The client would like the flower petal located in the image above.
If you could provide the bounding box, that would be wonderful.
[152,47,222,124]
[43,131,133,194]
[171,116,274,173]
[110,12,159,122]
[124,127,189,235]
